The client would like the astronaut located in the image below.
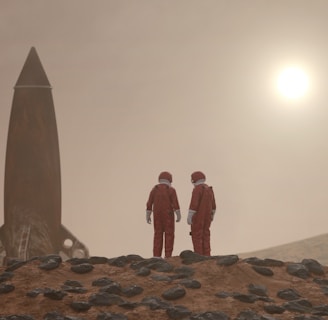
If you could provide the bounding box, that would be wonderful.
[187,171,216,256]
[146,171,181,258]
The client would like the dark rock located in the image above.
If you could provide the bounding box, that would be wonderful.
[108,256,129,267]
[92,277,114,287]
[295,316,325,320]
[71,263,94,274]
[43,288,67,300]
[179,250,210,264]
[215,291,231,298]
[243,257,284,267]
[248,283,267,296]
[282,298,312,313]
[312,304,328,316]
[174,266,195,277]
[216,255,239,266]
[166,305,192,319]
[70,301,92,311]
[179,279,201,289]
[118,301,140,309]
[251,265,274,276]
[62,317,86,320]
[136,267,151,276]
[320,286,328,295]
[302,259,325,276]
[126,254,144,262]
[122,285,143,297]
[233,292,258,303]
[130,258,174,272]
[67,258,90,265]
[88,256,108,264]
[39,258,61,270]
[99,282,122,295]
[190,311,230,320]
[263,304,285,314]
[5,260,28,272]
[287,263,310,279]
[0,283,15,294]
[61,285,87,293]
[26,288,44,297]
[313,278,328,286]
[96,312,128,320]
[162,286,186,300]
[89,292,124,306]
[64,280,83,287]
[39,254,62,264]
[1,316,35,320]
[0,271,14,283]
[277,288,302,300]
[141,296,172,310]
[151,274,173,282]
[235,310,262,319]
[43,311,65,320]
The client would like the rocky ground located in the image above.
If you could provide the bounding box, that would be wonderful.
[1,250,328,319]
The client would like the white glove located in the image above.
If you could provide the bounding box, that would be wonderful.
[175,210,181,222]
[187,210,195,225]
[211,210,216,221]
[146,210,152,224]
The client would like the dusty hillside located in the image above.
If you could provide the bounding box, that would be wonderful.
[239,233,328,265]
[1,251,328,319]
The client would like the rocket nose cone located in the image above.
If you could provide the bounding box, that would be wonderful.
[15,47,51,87]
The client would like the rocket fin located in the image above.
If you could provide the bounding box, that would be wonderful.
[58,225,89,259]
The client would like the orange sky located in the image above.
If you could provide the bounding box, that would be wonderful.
[1,0,328,258]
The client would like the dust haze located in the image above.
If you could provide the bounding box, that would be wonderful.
[1,1,328,258]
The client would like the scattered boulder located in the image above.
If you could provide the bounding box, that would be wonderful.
[108,256,129,267]
[216,255,239,266]
[88,256,108,264]
[43,288,67,300]
[166,305,192,319]
[301,259,325,276]
[26,288,44,297]
[92,277,114,287]
[282,298,313,313]
[122,284,143,297]
[135,267,151,276]
[70,263,94,274]
[70,301,92,311]
[0,271,14,283]
[179,279,201,289]
[233,292,258,303]
[96,312,128,320]
[243,257,284,267]
[251,265,274,276]
[0,283,15,294]
[89,292,124,306]
[277,288,302,300]
[263,304,285,314]
[287,263,310,279]
[162,286,186,300]
[141,296,172,310]
[179,250,210,264]
[248,283,267,296]
[99,282,122,295]
[190,311,230,320]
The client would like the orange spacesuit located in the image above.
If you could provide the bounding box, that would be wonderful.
[146,172,181,258]
[187,171,216,256]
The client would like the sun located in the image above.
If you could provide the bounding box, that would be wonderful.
[276,66,309,100]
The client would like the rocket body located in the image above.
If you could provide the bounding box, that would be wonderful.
[0,47,88,262]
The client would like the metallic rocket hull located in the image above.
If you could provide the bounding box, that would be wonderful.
[0,47,88,263]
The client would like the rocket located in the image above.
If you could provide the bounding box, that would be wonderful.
[0,47,89,263]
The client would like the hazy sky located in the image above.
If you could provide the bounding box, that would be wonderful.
[1,0,328,258]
